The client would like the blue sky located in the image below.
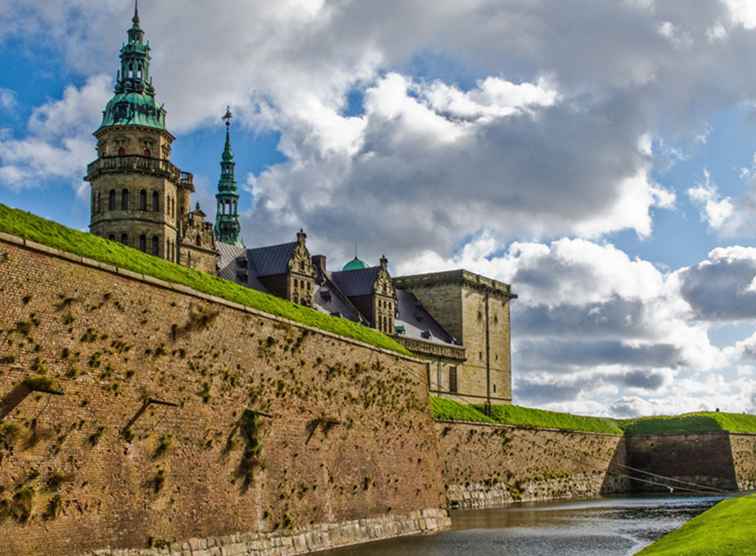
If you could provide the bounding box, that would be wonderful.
[1,0,755,417]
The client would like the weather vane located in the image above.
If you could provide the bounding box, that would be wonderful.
[223,106,233,128]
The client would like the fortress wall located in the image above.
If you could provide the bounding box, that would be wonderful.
[626,433,756,493]
[0,235,449,556]
[435,421,628,510]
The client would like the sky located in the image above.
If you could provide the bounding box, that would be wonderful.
[1,0,755,418]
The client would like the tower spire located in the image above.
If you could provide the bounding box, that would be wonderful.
[215,106,242,246]
[133,0,140,25]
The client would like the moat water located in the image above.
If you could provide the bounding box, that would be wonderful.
[317,495,724,556]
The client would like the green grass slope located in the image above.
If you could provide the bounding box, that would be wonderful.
[620,412,756,436]
[430,397,494,423]
[482,404,624,435]
[0,204,409,356]
[637,494,756,556]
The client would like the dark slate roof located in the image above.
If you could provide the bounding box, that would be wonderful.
[330,267,381,297]
[247,242,296,277]
[217,242,246,282]
[217,241,270,293]
[395,288,459,346]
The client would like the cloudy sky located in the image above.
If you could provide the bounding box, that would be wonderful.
[1,0,756,417]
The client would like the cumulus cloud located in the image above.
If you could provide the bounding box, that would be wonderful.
[676,246,756,321]
[0,74,110,191]
[395,234,740,415]
[688,169,736,231]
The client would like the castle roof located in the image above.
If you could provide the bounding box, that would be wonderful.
[394,288,459,346]
[331,267,382,297]
[342,257,367,271]
[247,242,297,277]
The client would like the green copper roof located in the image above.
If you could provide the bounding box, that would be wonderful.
[215,107,242,246]
[343,257,368,271]
[98,2,167,133]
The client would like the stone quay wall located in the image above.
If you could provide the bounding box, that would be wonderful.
[625,432,756,493]
[0,234,449,556]
[435,421,629,509]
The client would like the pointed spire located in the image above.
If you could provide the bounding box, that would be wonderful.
[222,106,234,162]
[215,106,242,246]
[133,0,140,25]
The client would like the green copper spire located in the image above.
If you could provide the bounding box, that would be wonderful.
[98,1,167,131]
[215,107,243,246]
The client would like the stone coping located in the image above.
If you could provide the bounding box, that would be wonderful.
[0,232,426,366]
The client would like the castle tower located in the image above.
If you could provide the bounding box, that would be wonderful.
[85,1,195,263]
[214,107,243,246]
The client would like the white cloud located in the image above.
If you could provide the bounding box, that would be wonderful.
[0,74,110,191]
[688,169,735,230]
[725,0,756,29]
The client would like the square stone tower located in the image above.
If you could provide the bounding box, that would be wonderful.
[393,270,516,406]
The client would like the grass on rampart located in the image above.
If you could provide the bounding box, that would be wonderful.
[430,398,622,434]
[482,403,623,435]
[0,204,410,356]
[430,397,495,424]
[637,494,756,556]
[619,412,756,436]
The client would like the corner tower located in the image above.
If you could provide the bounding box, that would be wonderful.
[214,107,242,246]
[86,1,194,263]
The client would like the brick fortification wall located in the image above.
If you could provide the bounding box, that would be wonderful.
[0,236,449,556]
[435,421,628,509]
[626,433,756,493]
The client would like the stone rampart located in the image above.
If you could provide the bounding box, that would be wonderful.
[435,420,628,509]
[625,432,756,493]
[0,235,449,556]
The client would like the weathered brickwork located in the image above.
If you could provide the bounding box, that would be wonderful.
[435,421,628,509]
[0,236,447,556]
[626,433,756,492]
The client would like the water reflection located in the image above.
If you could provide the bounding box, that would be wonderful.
[317,496,724,556]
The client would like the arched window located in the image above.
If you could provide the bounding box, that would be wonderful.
[152,236,159,256]
[118,146,126,156]
[120,233,128,246]
[121,188,129,211]
[152,191,159,212]
[108,190,116,211]
[144,148,151,157]
[108,234,115,241]
[139,189,147,210]
[139,234,147,252]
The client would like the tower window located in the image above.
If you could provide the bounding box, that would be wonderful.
[139,189,147,210]
[118,147,126,156]
[120,233,128,246]
[121,188,129,211]
[152,236,159,256]
[152,191,159,212]
[196,234,201,247]
[139,234,147,252]
[449,367,458,394]
[144,148,151,157]
[108,190,116,211]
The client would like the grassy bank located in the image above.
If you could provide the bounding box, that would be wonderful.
[430,398,622,434]
[637,494,756,556]
[620,412,756,436]
[0,204,409,356]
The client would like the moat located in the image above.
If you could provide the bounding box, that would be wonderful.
[317,496,724,556]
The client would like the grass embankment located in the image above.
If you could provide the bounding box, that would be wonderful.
[430,397,623,435]
[620,412,756,436]
[0,204,409,356]
[637,494,756,556]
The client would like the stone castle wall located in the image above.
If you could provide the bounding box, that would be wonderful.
[0,235,448,556]
[435,421,628,509]
[626,433,756,493]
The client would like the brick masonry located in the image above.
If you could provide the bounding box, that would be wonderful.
[0,235,448,556]
[626,433,756,492]
[435,421,629,509]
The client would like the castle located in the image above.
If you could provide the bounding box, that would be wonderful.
[85,4,516,407]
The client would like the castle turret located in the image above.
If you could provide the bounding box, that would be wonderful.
[214,107,243,246]
[85,0,193,265]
